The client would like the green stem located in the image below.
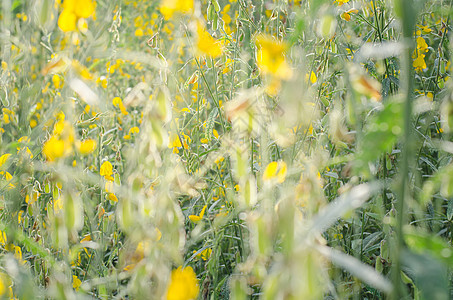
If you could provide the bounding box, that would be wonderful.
[392,0,416,298]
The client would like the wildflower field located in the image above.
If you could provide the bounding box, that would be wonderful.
[0,0,452,298]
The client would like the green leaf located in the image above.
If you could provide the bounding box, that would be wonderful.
[355,100,404,175]
[404,227,453,267]
[402,249,449,300]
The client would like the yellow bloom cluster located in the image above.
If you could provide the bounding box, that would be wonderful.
[189,205,207,223]
[160,0,194,20]
[413,27,430,72]
[58,0,96,32]
[255,35,293,80]
[263,161,287,184]
[42,117,75,162]
[166,266,199,300]
[195,21,223,58]
[100,161,114,181]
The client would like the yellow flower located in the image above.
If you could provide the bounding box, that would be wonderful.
[100,161,113,181]
[58,9,77,32]
[0,154,11,169]
[418,25,432,34]
[73,0,95,19]
[43,136,66,162]
[112,96,122,107]
[0,230,7,245]
[58,0,95,32]
[168,133,183,153]
[255,35,293,80]
[72,275,82,290]
[135,28,144,36]
[129,126,139,135]
[42,120,74,162]
[52,74,63,89]
[196,22,223,58]
[1,171,14,189]
[416,36,428,53]
[160,0,194,20]
[263,161,287,183]
[213,129,219,139]
[107,193,118,202]
[166,266,199,300]
[308,71,317,84]
[193,248,212,261]
[13,245,25,265]
[119,102,128,115]
[189,205,207,223]
[341,11,351,21]
[53,197,63,213]
[62,0,95,18]
[80,234,92,243]
[78,139,97,155]
[413,54,427,72]
[336,0,349,5]
[340,9,358,21]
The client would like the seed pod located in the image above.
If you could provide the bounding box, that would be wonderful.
[375,255,384,273]
[240,176,257,208]
[117,197,132,231]
[380,239,390,262]
[212,0,220,12]
[207,2,214,21]
[386,155,392,170]
[212,13,218,31]
[64,192,83,232]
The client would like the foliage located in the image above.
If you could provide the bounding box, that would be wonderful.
[0,0,452,299]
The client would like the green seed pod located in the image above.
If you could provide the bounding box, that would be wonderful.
[64,192,83,232]
[380,239,390,262]
[441,98,453,133]
[320,96,330,107]
[156,89,171,122]
[213,0,220,12]
[212,13,218,31]
[117,197,132,231]
[375,255,384,273]
[241,176,257,207]
[150,119,166,148]
[386,155,392,170]
[207,2,214,22]
[52,186,59,200]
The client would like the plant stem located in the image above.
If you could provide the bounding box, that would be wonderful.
[392,0,416,298]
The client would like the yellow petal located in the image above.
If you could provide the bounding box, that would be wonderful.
[310,71,317,84]
[78,139,97,155]
[100,161,113,179]
[43,136,66,162]
[108,193,118,202]
[277,161,287,183]
[263,161,278,181]
[189,205,207,222]
[58,9,77,32]
[189,215,202,222]
[0,154,11,168]
[74,0,95,19]
[199,205,207,218]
